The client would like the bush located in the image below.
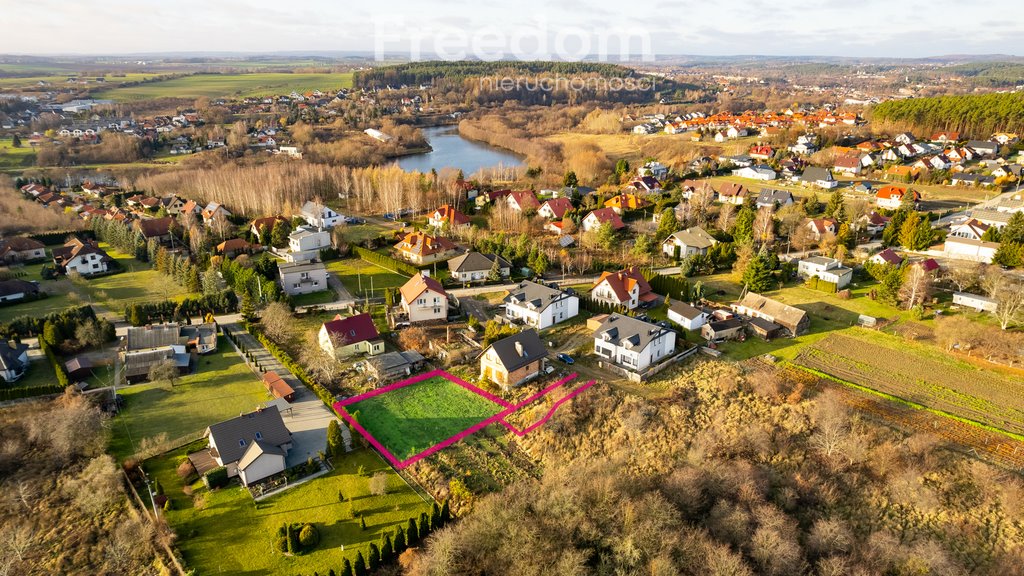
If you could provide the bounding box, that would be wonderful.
[176,458,197,483]
[203,466,228,489]
[369,472,389,496]
[298,523,319,549]
[275,536,288,553]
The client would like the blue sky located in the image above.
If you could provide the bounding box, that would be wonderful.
[3,0,1022,58]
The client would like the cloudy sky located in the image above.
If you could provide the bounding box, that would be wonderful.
[4,0,1022,58]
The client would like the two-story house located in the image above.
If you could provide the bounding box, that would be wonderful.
[394,231,459,265]
[300,201,343,228]
[318,313,384,358]
[277,261,329,296]
[399,273,448,323]
[503,280,580,330]
[661,226,717,259]
[283,226,331,263]
[593,314,676,374]
[590,267,657,310]
[479,329,548,390]
[428,204,470,229]
[797,256,854,289]
[204,407,293,486]
[51,237,112,276]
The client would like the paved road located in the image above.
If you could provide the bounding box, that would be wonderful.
[220,322,352,457]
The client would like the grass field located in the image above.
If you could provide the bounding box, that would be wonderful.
[0,72,164,90]
[336,223,391,245]
[149,445,429,575]
[289,290,337,307]
[95,72,353,101]
[794,331,1024,437]
[80,243,194,314]
[327,258,410,298]
[344,376,505,461]
[0,138,36,169]
[108,339,270,461]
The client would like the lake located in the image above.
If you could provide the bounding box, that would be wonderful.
[393,125,524,175]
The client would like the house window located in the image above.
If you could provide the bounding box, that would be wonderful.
[255,432,263,440]
[238,439,246,447]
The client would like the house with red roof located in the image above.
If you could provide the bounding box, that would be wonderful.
[250,216,289,243]
[581,208,625,232]
[505,190,541,213]
[394,230,460,265]
[869,248,904,266]
[318,312,384,358]
[806,218,837,241]
[590,267,658,310]
[875,185,920,210]
[399,273,448,323]
[538,198,574,220]
[717,182,748,205]
[428,204,470,229]
[833,154,863,175]
[749,144,774,160]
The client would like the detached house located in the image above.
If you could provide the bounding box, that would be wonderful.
[662,226,717,259]
[667,301,709,331]
[717,182,748,205]
[506,190,541,213]
[250,216,288,243]
[394,231,459,265]
[283,226,331,263]
[833,154,863,175]
[806,218,837,241]
[731,292,809,336]
[875,185,919,210]
[0,237,46,263]
[52,238,112,276]
[869,248,904,266]
[0,340,29,383]
[800,167,838,189]
[755,188,794,209]
[593,314,676,376]
[133,217,176,245]
[605,193,650,214]
[538,198,574,220]
[201,202,232,224]
[428,204,470,229]
[479,329,549,390]
[503,280,580,330]
[797,256,853,289]
[447,252,510,283]
[300,201,343,228]
[399,273,448,324]
[591,267,658,310]
[0,279,40,304]
[581,208,625,232]
[277,261,328,296]
[318,313,384,358]
[205,407,293,486]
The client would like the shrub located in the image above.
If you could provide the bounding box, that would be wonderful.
[275,536,288,553]
[369,472,389,496]
[163,498,173,511]
[203,466,228,489]
[352,246,420,276]
[176,458,197,481]
[298,523,319,549]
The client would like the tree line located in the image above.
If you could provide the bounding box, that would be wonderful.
[870,92,1024,137]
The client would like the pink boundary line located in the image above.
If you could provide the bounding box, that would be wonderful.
[498,379,597,437]
[333,371,585,469]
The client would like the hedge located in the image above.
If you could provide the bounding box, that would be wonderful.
[805,276,838,293]
[0,382,65,401]
[251,328,336,408]
[29,229,95,246]
[643,272,690,301]
[124,291,238,326]
[40,339,70,388]
[204,466,228,489]
[579,295,630,316]
[352,246,419,276]
[0,304,96,339]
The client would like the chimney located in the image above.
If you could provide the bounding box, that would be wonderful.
[515,341,525,357]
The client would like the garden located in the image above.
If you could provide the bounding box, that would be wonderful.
[146,443,430,575]
[341,374,506,462]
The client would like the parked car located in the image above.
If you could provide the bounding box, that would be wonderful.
[556,353,575,364]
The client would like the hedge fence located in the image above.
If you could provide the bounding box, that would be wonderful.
[352,246,418,277]
[248,327,337,410]
[805,276,839,293]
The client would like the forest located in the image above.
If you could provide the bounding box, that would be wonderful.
[870,92,1024,137]
[354,61,640,88]
[403,360,1024,576]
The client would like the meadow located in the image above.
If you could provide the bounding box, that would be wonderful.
[95,72,354,101]
[344,375,505,461]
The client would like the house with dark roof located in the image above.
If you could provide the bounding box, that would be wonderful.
[367,350,427,381]
[399,273,448,323]
[701,317,744,341]
[591,267,658,310]
[0,237,46,263]
[503,280,579,330]
[205,406,293,486]
[479,329,549,389]
[318,313,384,358]
[0,340,29,383]
[667,301,710,331]
[800,167,838,189]
[593,314,676,374]
[121,345,192,383]
[0,279,40,304]
[447,252,511,283]
[133,217,176,244]
[731,292,809,336]
[755,188,794,209]
[51,237,112,276]
[717,182,748,205]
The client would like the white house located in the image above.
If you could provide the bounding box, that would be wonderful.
[318,313,384,358]
[399,273,448,323]
[283,226,331,262]
[949,219,990,241]
[638,161,669,180]
[593,314,676,374]
[51,238,112,276]
[732,165,777,181]
[204,407,293,486]
[300,201,343,228]
[667,301,709,331]
[503,280,580,330]
[943,237,999,264]
[800,167,838,189]
[447,252,511,283]
[278,261,329,296]
[662,227,717,259]
[0,340,29,383]
[797,256,854,289]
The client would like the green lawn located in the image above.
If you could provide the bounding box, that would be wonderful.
[336,223,390,245]
[109,339,270,461]
[77,243,195,314]
[290,290,337,307]
[327,258,410,299]
[11,359,60,389]
[344,376,505,461]
[0,138,36,169]
[95,72,353,101]
[149,445,430,575]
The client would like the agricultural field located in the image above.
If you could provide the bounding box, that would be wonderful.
[94,72,353,101]
[0,72,164,90]
[0,137,36,170]
[327,258,410,299]
[794,332,1024,437]
[108,338,270,461]
[148,444,429,575]
[343,375,505,461]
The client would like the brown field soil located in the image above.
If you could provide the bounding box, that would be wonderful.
[794,333,1024,436]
